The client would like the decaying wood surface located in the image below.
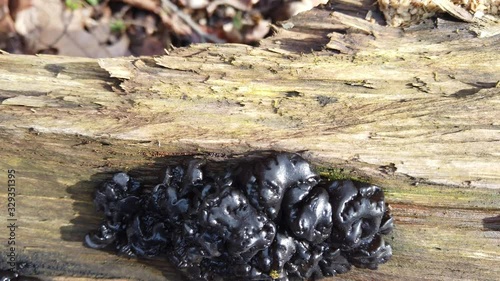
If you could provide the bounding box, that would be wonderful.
[0,6,499,281]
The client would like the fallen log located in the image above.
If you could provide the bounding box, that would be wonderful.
[0,7,499,281]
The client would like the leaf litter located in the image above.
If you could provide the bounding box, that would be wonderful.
[0,0,497,57]
[0,0,328,57]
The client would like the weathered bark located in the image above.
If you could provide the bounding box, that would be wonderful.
[0,7,499,281]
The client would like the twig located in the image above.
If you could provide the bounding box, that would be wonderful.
[160,0,225,43]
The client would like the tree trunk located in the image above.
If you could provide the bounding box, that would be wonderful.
[0,7,499,281]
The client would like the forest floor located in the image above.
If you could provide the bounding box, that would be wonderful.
[0,0,336,57]
[1,0,497,58]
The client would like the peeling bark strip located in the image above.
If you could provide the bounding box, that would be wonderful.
[0,8,499,281]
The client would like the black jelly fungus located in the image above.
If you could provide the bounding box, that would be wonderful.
[85,152,394,280]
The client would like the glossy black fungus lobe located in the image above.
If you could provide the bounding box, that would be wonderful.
[85,152,394,280]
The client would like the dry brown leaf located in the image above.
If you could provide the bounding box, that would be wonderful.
[15,0,130,57]
[182,0,210,9]
[134,36,164,55]
[206,0,252,14]
[9,0,33,19]
[0,17,15,34]
[242,18,270,42]
[120,0,159,13]
[0,0,15,34]
[222,22,242,42]
[271,0,329,21]
[286,0,329,17]
[84,10,112,43]
[143,14,157,35]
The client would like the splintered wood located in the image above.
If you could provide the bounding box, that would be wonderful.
[378,0,500,26]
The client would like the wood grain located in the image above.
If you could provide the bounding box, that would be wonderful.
[0,7,499,281]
